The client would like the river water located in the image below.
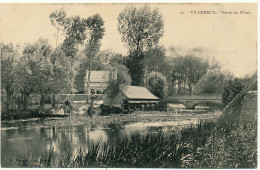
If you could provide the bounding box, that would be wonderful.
[1,104,221,167]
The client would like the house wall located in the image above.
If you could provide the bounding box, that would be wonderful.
[103,92,126,109]
[84,82,109,94]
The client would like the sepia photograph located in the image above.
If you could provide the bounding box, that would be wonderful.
[0,2,257,168]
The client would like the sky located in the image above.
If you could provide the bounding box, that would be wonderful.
[0,3,257,77]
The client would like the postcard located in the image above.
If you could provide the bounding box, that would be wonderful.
[0,2,257,168]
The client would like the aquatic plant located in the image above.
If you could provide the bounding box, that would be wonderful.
[12,118,256,168]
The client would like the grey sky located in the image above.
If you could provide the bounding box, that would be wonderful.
[0,3,257,77]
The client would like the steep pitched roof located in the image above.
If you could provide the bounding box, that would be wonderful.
[85,71,109,83]
[120,86,159,100]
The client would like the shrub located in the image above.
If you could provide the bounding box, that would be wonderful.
[99,104,122,115]
[145,72,167,98]
[222,78,244,107]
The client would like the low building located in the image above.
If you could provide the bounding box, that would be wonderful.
[103,86,160,112]
[84,70,110,95]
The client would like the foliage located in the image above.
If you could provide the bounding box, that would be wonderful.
[19,39,74,109]
[83,14,105,98]
[97,50,124,68]
[15,120,256,168]
[0,43,19,91]
[50,9,70,31]
[240,72,257,91]
[118,5,164,86]
[22,39,52,94]
[194,69,233,93]
[144,46,167,73]
[145,72,167,98]
[180,119,257,168]
[49,9,70,48]
[0,43,19,109]
[172,55,209,95]
[118,5,164,53]
[222,78,244,108]
[106,64,131,107]
[143,46,172,87]
[74,50,122,93]
[84,14,105,59]
[62,16,87,58]
[49,48,74,94]
[123,51,144,86]
[50,11,105,95]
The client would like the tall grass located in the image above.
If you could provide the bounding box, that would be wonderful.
[12,116,257,168]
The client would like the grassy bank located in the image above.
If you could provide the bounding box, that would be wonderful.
[11,116,256,168]
[5,92,257,168]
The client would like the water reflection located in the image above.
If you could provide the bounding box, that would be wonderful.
[1,105,220,167]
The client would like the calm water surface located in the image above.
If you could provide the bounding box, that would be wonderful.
[1,104,220,167]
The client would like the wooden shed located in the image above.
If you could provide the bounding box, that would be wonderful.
[103,86,160,113]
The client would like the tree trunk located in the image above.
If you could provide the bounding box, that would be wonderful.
[87,96,95,118]
[23,92,30,111]
[10,95,16,110]
[188,82,192,95]
[89,96,94,112]
[86,70,91,103]
[183,80,186,94]
[40,93,45,109]
[170,80,175,96]
[109,98,114,108]
[56,28,59,49]
[21,91,24,104]
[52,95,56,108]
[5,89,13,110]
[177,80,181,96]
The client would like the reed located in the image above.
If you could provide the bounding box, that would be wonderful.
[13,117,256,168]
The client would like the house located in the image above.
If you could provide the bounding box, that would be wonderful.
[103,86,160,112]
[84,70,110,95]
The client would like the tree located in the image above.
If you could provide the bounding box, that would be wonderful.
[21,39,53,109]
[143,46,172,87]
[74,50,123,93]
[97,50,124,69]
[16,55,38,110]
[62,16,87,59]
[49,9,70,48]
[145,72,167,98]
[50,10,105,99]
[222,78,244,112]
[84,14,105,101]
[106,65,131,107]
[123,52,145,86]
[194,69,234,93]
[118,5,164,85]
[22,39,75,110]
[144,46,166,73]
[171,55,209,95]
[1,43,19,109]
[49,48,75,94]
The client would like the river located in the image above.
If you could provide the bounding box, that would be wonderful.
[1,104,221,167]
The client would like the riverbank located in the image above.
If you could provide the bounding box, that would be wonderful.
[2,107,221,168]
[2,91,256,168]
[2,108,221,128]
[4,116,256,168]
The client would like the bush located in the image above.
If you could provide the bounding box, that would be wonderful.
[99,104,122,116]
[222,78,244,107]
[145,72,167,98]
